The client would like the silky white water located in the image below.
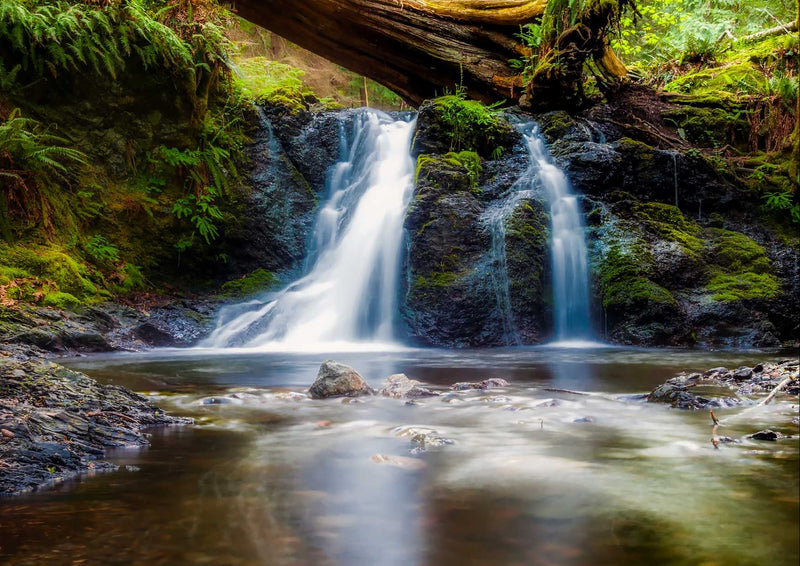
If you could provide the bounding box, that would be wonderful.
[523,124,593,341]
[204,111,416,350]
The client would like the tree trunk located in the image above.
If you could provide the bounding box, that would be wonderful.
[231,0,551,105]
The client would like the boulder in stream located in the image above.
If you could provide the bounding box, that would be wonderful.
[308,360,374,399]
[379,374,439,399]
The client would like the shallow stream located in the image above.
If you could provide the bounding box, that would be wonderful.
[1,347,798,565]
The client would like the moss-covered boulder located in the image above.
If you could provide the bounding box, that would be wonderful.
[504,199,551,342]
[589,191,791,347]
[413,97,519,159]
[403,153,495,346]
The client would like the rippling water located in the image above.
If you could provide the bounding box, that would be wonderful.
[1,347,797,565]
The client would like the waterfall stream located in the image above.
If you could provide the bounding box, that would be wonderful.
[522,124,593,343]
[204,111,416,350]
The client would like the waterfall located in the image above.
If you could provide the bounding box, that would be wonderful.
[522,124,593,342]
[204,110,417,350]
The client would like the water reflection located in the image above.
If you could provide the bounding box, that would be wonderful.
[1,348,796,565]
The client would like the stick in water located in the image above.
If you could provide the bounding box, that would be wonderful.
[759,375,797,406]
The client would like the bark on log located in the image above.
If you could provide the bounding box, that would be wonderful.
[231,0,549,105]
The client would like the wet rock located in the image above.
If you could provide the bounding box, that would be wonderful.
[733,366,753,381]
[379,374,439,399]
[132,322,177,347]
[647,383,717,410]
[308,360,374,399]
[0,359,190,495]
[748,429,783,441]
[573,416,595,423]
[452,378,509,391]
[704,367,729,376]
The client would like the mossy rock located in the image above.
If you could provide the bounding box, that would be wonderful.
[635,202,705,258]
[597,245,677,309]
[414,97,518,159]
[703,228,781,302]
[537,110,577,143]
[705,271,781,302]
[661,105,748,148]
[219,269,279,298]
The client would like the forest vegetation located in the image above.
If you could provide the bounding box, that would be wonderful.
[0,0,796,312]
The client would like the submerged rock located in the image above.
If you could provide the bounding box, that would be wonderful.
[393,426,454,454]
[308,360,374,399]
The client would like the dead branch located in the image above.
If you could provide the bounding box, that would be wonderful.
[758,375,797,406]
[741,20,798,43]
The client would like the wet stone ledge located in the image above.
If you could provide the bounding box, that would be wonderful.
[647,359,800,410]
[0,359,191,496]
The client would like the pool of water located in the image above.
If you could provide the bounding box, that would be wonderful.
[1,346,798,565]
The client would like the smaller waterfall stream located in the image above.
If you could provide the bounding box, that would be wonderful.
[204,111,416,350]
[523,125,593,343]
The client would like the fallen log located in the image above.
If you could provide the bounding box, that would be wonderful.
[231,0,628,106]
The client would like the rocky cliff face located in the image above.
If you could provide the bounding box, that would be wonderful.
[535,110,797,348]
[398,98,798,348]
[401,100,551,346]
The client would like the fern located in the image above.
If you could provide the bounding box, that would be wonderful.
[0,0,231,96]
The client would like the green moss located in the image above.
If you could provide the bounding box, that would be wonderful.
[0,245,105,301]
[41,291,82,309]
[538,111,574,141]
[414,271,459,289]
[415,152,482,193]
[636,202,704,258]
[220,269,279,298]
[661,105,747,148]
[664,62,764,98]
[234,58,311,113]
[444,151,482,191]
[598,245,677,308]
[615,137,655,161]
[706,271,781,302]
[703,228,780,301]
[706,228,771,273]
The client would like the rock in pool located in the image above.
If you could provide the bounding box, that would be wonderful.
[308,360,374,399]
[379,374,439,399]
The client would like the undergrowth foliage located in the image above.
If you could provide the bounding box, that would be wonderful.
[0,0,232,119]
[0,108,86,234]
[0,0,250,303]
